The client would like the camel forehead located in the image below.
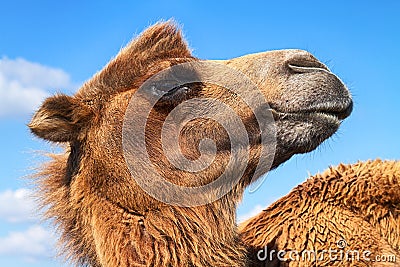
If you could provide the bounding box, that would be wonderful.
[76,47,315,103]
[209,49,315,66]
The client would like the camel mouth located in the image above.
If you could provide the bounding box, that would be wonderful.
[265,100,353,160]
[270,109,339,122]
[269,101,353,122]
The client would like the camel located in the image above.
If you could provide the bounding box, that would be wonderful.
[29,22,352,266]
[240,160,400,266]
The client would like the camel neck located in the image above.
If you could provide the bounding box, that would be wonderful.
[88,193,248,266]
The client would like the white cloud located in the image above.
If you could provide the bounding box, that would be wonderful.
[0,189,60,262]
[0,188,36,223]
[0,57,74,117]
[237,204,265,224]
[0,224,56,260]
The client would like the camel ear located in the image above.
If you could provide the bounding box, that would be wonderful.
[28,94,91,142]
[128,21,192,60]
[78,21,193,100]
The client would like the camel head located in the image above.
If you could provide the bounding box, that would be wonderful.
[29,22,352,209]
[28,21,352,266]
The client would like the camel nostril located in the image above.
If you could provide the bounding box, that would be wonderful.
[287,55,330,74]
[288,64,331,74]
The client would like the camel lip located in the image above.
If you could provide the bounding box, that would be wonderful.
[268,98,353,121]
[268,101,353,121]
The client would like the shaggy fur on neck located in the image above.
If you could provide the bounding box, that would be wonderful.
[36,154,400,267]
[35,151,249,266]
[240,160,400,266]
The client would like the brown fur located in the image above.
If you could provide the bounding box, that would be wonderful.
[29,21,352,266]
[240,160,400,266]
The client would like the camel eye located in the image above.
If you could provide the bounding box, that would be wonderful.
[162,84,190,97]
[153,80,180,93]
[150,80,191,104]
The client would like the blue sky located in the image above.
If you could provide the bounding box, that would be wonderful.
[0,1,399,266]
